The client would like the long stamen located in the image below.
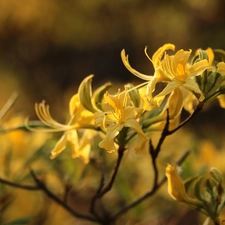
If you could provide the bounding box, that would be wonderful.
[27,101,78,132]
[124,81,149,94]
[144,46,153,63]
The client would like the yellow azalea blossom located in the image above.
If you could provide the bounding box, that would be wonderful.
[121,44,210,107]
[51,129,94,163]
[95,89,148,153]
[121,43,175,82]
[121,44,175,101]
[153,49,209,105]
[165,164,202,207]
[28,94,95,163]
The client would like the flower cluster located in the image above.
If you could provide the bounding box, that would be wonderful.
[28,43,225,164]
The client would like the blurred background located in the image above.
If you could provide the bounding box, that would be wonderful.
[1,0,225,224]
[0,0,225,116]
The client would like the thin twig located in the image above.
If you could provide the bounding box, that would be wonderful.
[89,146,126,223]
[149,140,159,187]
[0,173,98,223]
[90,173,105,219]
[29,170,97,222]
[0,177,39,190]
[111,150,190,220]
[154,109,170,158]
[97,146,126,198]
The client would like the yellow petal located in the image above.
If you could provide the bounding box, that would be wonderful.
[68,130,91,164]
[124,119,148,153]
[69,94,79,116]
[99,124,123,152]
[152,43,175,67]
[167,88,183,119]
[165,164,190,202]
[121,49,154,81]
[217,62,225,75]
[50,132,68,159]
[217,94,225,108]
[205,47,214,65]
[165,164,203,207]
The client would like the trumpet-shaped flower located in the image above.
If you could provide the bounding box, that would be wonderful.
[165,164,203,207]
[121,44,210,107]
[153,49,209,104]
[95,89,148,153]
[121,44,175,101]
[28,94,95,163]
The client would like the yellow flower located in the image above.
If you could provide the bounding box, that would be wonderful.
[153,49,209,104]
[95,89,148,153]
[121,44,175,100]
[28,94,95,163]
[51,129,93,163]
[121,44,210,107]
[165,164,202,206]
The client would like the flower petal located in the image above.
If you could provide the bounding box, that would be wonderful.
[152,43,175,67]
[124,119,148,153]
[121,49,154,81]
[99,124,123,152]
[50,132,68,159]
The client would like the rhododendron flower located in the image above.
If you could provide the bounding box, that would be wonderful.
[121,44,210,107]
[28,94,95,163]
[95,89,148,153]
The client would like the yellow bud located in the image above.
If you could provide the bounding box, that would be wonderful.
[165,164,203,207]
[166,164,188,202]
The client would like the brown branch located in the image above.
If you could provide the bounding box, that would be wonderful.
[98,146,126,198]
[29,170,97,222]
[89,146,126,222]
[90,173,105,219]
[0,177,39,190]
[154,109,171,158]
[0,172,98,222]
[111,150,190,220]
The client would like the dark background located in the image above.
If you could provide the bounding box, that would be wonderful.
[0,0,225,117]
